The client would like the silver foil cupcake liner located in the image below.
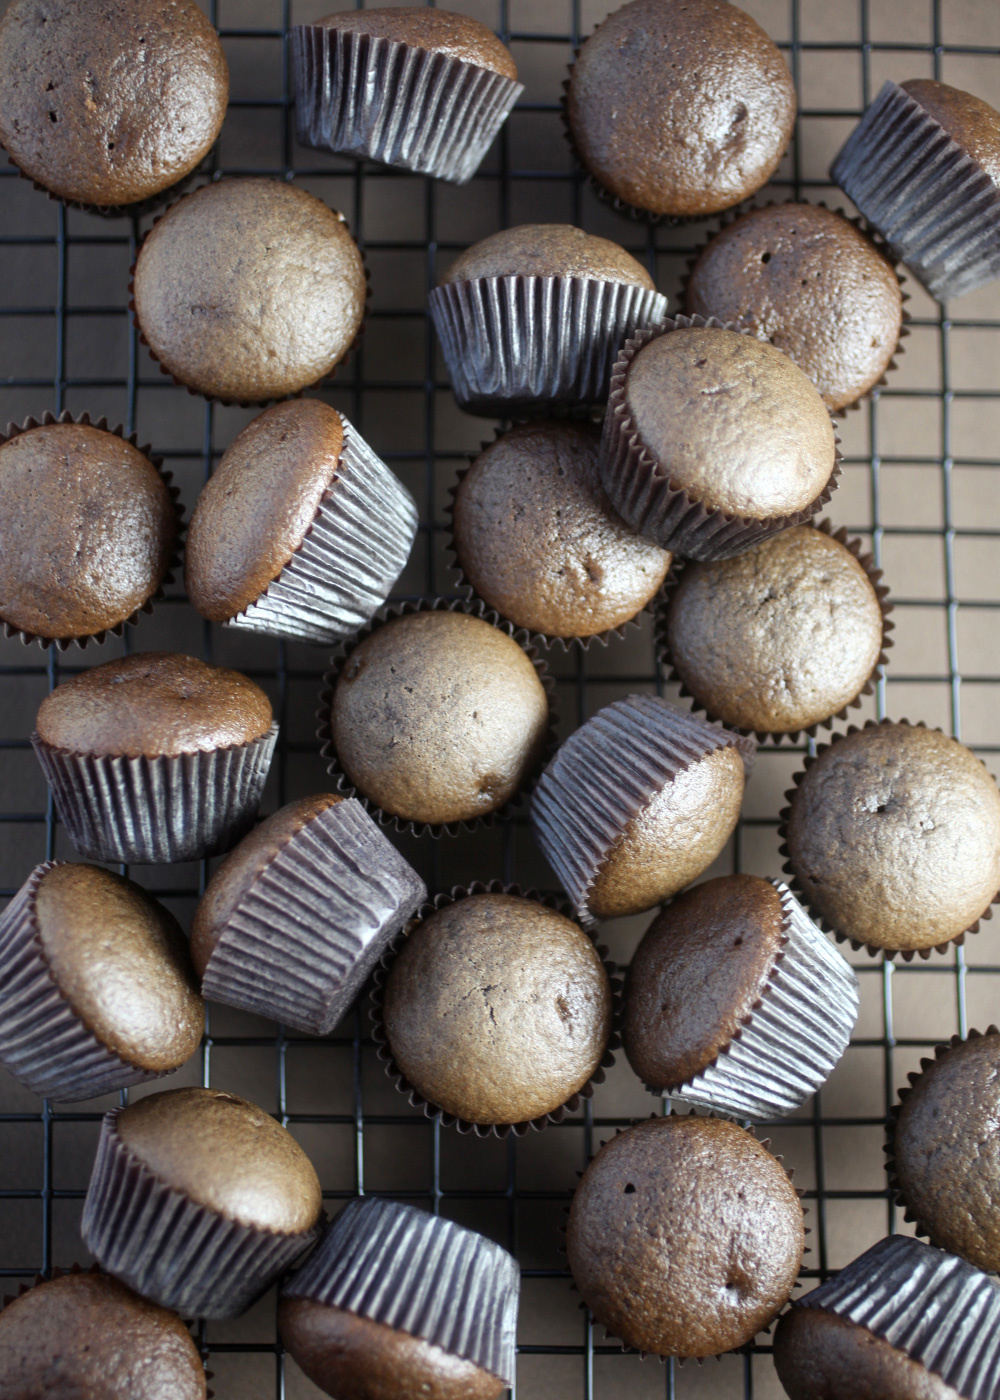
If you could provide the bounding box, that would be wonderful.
[428,275,669,416]
[599,315,842,561]
[669,882,859,1119]
[31,722,279,865]
[81,1110,321,1319]
[530,695,756,924]
[830,80,1000,303]
[226,415,418,646]
[283,1196,519,1384]
[291,24,523,184]
[798,1234,1000,1400]
[4,153,200,220]
[201,797,427,1036]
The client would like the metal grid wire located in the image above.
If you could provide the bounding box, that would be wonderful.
[1,0,1000,1396]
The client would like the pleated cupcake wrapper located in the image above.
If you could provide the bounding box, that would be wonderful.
[0,410,184,651]
[599,315,843,562]
[283,1196,519,1383]
[201,797,426,1036]
[830,80,1000,303]
[370,880,623,1137]
[653,518,895,742]
[316,597,559,839]
[81,1111,322,1319]
[530,694,756,925]
[291,25,522,184]
[428,275,669,416]
[4,152,200,219]
[31,722,279,865]
[797,1234,1000,1400]
[778,717,1000,960]
[225,416,418,646]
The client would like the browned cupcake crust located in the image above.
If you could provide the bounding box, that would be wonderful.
[774,1306,963,1400]
[901,79,1000,189]
[133,179,367,403]
[35,652,274,759]
[0,0,228,209]
[0,1269,207,1400]
[315,7,517,80]
[685,203,904,411]
[440,224,655,287]
[566,1116,804,1357]
[566,0,796,217]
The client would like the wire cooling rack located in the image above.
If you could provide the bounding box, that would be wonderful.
[2,0,1000,1396]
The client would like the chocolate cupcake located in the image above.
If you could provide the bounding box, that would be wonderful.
[831,79,1000,302]
[280,1196,519,1399]
[132,179,367,404]
[0,0,227,213]
[657,522,891,739]
[782,720,1000,957]
[565,0,796,219]
[684,203,906,411]
[449,420,672,645]
[531,695,754,922]
[567,1116,804,1358]
[600,318,840,561]
[0,411,181,649]
[32,652,278,865]
[292,8,522,184]
[185,400,417,646]
[0,1266,206,1398]
[191,794,426,1036]
[0,861,203,1102]
[624,876,858,1119]
[82,1087,323,1318]
[429,224,667,414]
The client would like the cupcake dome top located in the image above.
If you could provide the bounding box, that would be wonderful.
[315,6,517,79]
[440,223,656,288]
[901,78,1000,187]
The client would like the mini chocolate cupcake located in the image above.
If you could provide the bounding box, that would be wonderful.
[0,1266,206,1398]
[132,179,367,404]
[82,1087,323,1318]
[0,0,227,213]
[657,522,892,739]
[600,317,840,561]
[292,9,523,184]
[449,420,672,645]
[565,0,796,219]
[32,652,278,865]
[374,886,616,1133]
[624,876,858,1119]
[0,411,181,649]
[567,1115,804,1358]
[774,1235,1000,1400]
[191,794,426,1036]
[0,861,203,1101]
[280,1196,519,1399]
[684,203,906,411]
[831,79,1000,302]
[185,400,417,646]
[429,224,667,414]
[531,695,755,922]
[782,720,1000,958]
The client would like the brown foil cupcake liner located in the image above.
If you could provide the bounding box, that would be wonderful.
[31,722,279,865]
[316,596,559,839]
[291,24,523,184]
[201,797,427,1036]
[282,1196,519,1385]
[81,1109,322,1319]
[428,274,668,416]
[225,414,418,646]
[530,694,756,925]
[831,80,1000,303]
[599,315,843,562]
[778,718,1000,960]
[370,880,623,1137]
[4,152,201,220]
[653,518,895,742]
[0,410,184,651]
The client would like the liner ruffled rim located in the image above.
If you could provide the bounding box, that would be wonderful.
[3,151,202,219]
[370,879,623,1137]
[0,410,184,650]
